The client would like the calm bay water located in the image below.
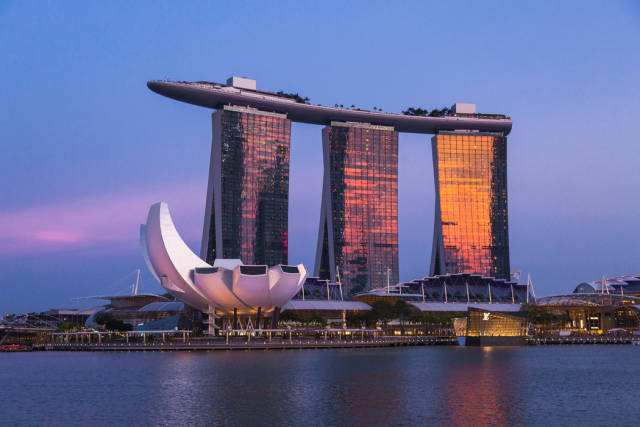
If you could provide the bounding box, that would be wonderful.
[1,346,639,426]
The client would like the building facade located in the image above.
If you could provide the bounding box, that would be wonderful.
[201,105,291,266]
[430,131,510,279]
[314,121,399,295]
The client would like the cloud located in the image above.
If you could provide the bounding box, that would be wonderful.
[0,181,206,255]
[31,230,85,243]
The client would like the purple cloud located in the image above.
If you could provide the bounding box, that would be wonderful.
[0,181,206,255]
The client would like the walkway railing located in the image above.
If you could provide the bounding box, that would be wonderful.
[34,335,457,352]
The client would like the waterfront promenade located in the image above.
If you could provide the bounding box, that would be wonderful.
[34,335,457,352]
[30,334,640,352]
[527,335,637,345]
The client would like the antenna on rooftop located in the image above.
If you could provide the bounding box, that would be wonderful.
[336,265,344,301]
[526,273,537,303]
[601,274,609,295]
[466,281,470,304]
[386,267,391,294]
[131,269,140,296]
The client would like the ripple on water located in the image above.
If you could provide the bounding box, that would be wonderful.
[1,346,639,426]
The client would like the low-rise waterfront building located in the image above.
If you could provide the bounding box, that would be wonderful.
[534,293,640,334]
[355,273,531,306]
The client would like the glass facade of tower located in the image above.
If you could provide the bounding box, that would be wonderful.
[430,132,510,279]
[202,106,291,266]
[315,122,399,295]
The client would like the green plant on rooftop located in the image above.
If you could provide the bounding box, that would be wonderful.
[402,107,429,116]
[402,106,454,117]
[428,107,452,117]
[276,91,310,104]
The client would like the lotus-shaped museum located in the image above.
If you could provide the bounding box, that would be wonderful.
[140,202,307,314]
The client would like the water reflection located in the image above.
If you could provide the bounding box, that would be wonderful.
[143,348,522,425]
[436,348,521,426]
[3,347,640,426]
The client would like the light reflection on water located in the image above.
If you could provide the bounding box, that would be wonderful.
[437,348,519,426]
[1,346,639,426]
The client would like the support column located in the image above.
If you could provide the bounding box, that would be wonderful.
[271,307,280,329]
[256,307,262,332]
[206,305,217,336]
[233,308,238,330]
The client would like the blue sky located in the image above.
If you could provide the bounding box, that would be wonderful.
[1,1,639,313]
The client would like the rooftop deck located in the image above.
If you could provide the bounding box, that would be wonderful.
[147,80,512,135]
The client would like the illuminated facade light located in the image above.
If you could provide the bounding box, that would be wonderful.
[430,132,510,279]
[314,121,399,295]
[201,106,291,266]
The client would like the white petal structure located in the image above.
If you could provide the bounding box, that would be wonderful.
[139,224,160,284]
[141,202,306,314]
[193,267,251,312]
[269,265,308,307]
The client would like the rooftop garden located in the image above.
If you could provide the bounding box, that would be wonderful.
[402,107,453,117]
[276,91,310,104]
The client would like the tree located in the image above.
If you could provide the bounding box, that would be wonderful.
[346,311,378,327]
[394,300,411,322]
[371,300,396,325]
[279,310,302,324]
[307,315,327,327]
[402,107,429,116]
[56,322,81,332]
[276,91,310,104]
[394,300,412,335]
[428,107,452,117]
[93,311,132,332]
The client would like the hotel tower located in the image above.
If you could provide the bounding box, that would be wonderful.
[200,79,291,266]
[429,129,510,279]
[314,122,399,295]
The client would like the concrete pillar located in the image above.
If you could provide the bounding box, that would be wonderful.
[256,307,262,332]
[233,308,238,330]
[207,305,217,336]
[271,308,280,329]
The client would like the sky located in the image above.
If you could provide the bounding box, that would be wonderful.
[1,1,639,313]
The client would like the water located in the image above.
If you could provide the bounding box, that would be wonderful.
[1,346,639,426]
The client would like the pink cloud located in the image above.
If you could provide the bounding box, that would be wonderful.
[0,180,206,255]
[31,230,85,243]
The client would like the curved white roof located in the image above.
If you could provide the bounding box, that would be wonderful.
[141,202,307,314]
